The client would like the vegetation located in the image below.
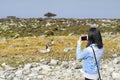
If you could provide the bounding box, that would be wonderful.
[0,18,120,38]
[0,18,120,67]
[44,12,56,18]
[0,36,119,67]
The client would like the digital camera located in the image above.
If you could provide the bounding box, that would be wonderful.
[81,36,87,41]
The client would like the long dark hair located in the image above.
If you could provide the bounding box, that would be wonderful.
[86,28,103,49]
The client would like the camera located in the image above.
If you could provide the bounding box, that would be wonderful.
[81,36,87,41]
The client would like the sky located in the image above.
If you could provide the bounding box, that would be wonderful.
[0,0,120,19]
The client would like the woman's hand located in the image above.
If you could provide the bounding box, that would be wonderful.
[77,36,82,44]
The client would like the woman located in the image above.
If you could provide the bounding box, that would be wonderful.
[76,28,104,80]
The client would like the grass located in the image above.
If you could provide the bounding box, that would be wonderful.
[0,36,119,67]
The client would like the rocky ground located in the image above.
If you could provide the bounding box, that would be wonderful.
[0,56,120,80]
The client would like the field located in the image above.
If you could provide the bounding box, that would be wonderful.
[0,18,120,67]
[0,35,120,67]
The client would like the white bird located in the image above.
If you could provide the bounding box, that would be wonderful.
[37,44,51,53]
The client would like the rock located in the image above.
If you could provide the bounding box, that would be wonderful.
[6,73,15,80]
[61,61,69,68]
[23,63,32,70]
[22,69,31,75]
[112,53,117,57]
[13,77,19,80]
[0,78,4,80]
[41,65,53,71]
[15,69,23,77]
[108,67,114,72]
[0,57,120,80]
[36,75,44,80]
[41,60,49,65]
[73,61,82,69]
[0,71,5,79]
[49,59,58,66]
[31,66,42,72]
[64,48,73,52]
[112,72,120,79]
[1,63,16,70]
[113,57,120,64]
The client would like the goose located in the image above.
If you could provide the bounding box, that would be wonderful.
[37,44,51,53]
[47,39,54,46]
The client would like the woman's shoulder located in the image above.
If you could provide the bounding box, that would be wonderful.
[84,46,93,53]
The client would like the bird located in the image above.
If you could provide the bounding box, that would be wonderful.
[37,44,51,53]
[47,39,54,46]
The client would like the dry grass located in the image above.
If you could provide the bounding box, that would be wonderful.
[103,39,120,58]
[0,36,119,67]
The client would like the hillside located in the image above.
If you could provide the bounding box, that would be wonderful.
[0,17,120,80]
[0,17,120,38]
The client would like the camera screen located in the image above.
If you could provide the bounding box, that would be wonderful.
[81,36,87,41]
